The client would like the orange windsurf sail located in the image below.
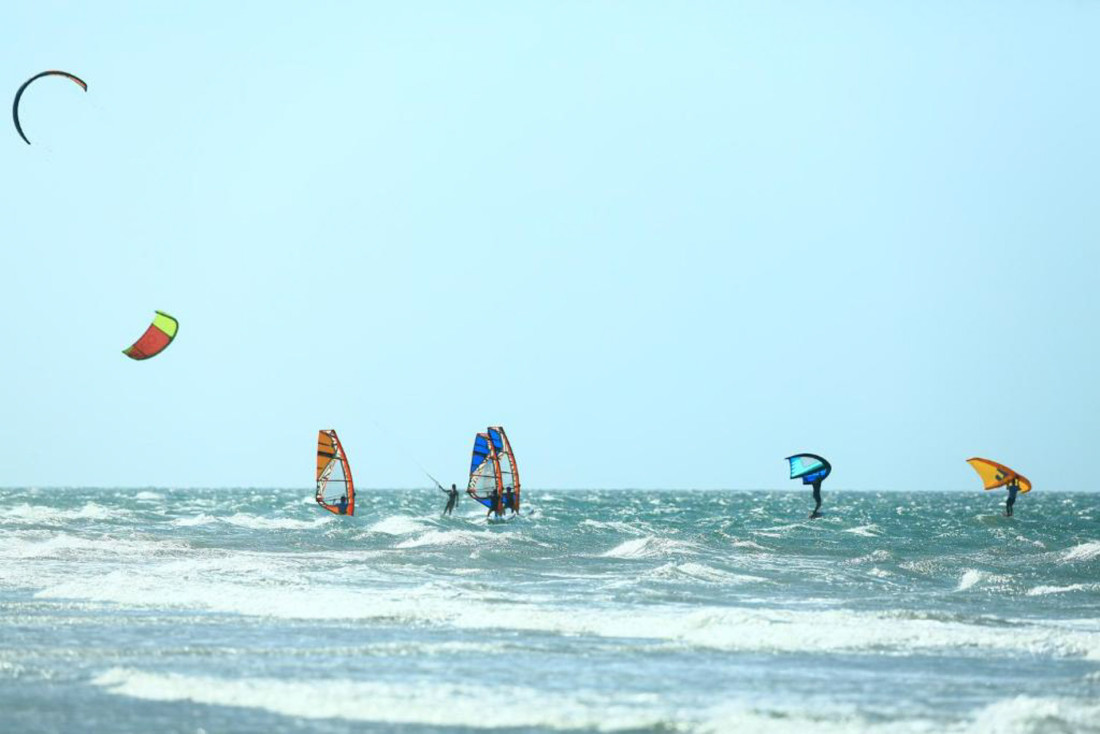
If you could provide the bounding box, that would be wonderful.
[316,430,355,515]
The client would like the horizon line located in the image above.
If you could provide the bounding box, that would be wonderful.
[1,486,1093,493]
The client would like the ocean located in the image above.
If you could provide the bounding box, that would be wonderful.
[0,488,1097,733]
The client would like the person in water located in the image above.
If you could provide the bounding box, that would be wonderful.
[1005,477,1020,517]
[503,486,517,514]
[441,483,459,515]
[336,494,349,515]
[809,479,823,519]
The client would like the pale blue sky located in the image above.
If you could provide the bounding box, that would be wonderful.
[2,2,1097,490]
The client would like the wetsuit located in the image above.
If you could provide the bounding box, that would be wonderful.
[1005,480,1018,517]
[810,480,823,519]
[503,490,516,513]
[336,496,349,515]
[441,484,459,515]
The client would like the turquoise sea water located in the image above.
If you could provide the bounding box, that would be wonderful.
[1,488,1098,733]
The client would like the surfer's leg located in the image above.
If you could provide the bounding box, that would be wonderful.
[811,484,822,518]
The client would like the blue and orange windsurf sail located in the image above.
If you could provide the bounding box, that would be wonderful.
[316,429,355,515]
[467,426,521,514]
[489,426,521,513]
[123,311,178,360]
[966,457,1032,493]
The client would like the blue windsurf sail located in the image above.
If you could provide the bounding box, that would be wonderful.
[786,453,831,485]
[467,432,500,510]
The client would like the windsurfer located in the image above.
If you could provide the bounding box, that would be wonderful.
[487,488,502,518]
[810,480,823,519]
[336,494,349,515]
[503,486,517,514]
[441,483,459,515]
[1005,478,1019,517]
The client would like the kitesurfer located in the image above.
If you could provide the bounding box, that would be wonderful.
[441,483,459,515]
[810,479,823,519]
[1005,478,1020,517]
[336,494,349,515]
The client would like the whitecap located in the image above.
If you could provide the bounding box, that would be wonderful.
[968,695,1100,734]
[91,668,669,730]
[842,524,881,537]
[34,570,1100,661]
[171,514,217,527]
[579,518,647,535]
[0,502,118,524]
[221,513,331,530]
[601,536,697,559]
[956,569,985,591]
[1026,584,1092,597]
[649,562,765,585]
[368,515,427,536]
[394,529,490,549]
[1,533,187,561]
[846,549,891,565]
[1063,541,1100,562]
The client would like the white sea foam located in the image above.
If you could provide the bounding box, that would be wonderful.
[28,554,1100,661]
[452,605,1100,661]
[846,550,892,565]
[967,695,1100,734]
[134,491,164,501]
[601,536,697,559]
[171,513,332,530]
[368,515,428,536]
[843,524,882,537]
[756,522,808,535]
[91,668,668,730]
[648,562,765,585]
[95,666,1001,733]
[579,519,648,535]
[1063,541,1100,562]
[0,502,118,524]
[957,569,985,591]
[220,513,331,530]
[0,532,186,561]
[170,514,218,527]
[35,560,459,622]
[394,527,508,549]
[1026,584,1093,597]
[698,703,928,734]
[0,533,192,591]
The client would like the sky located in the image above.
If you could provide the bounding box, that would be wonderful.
[1,1,1097,490]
